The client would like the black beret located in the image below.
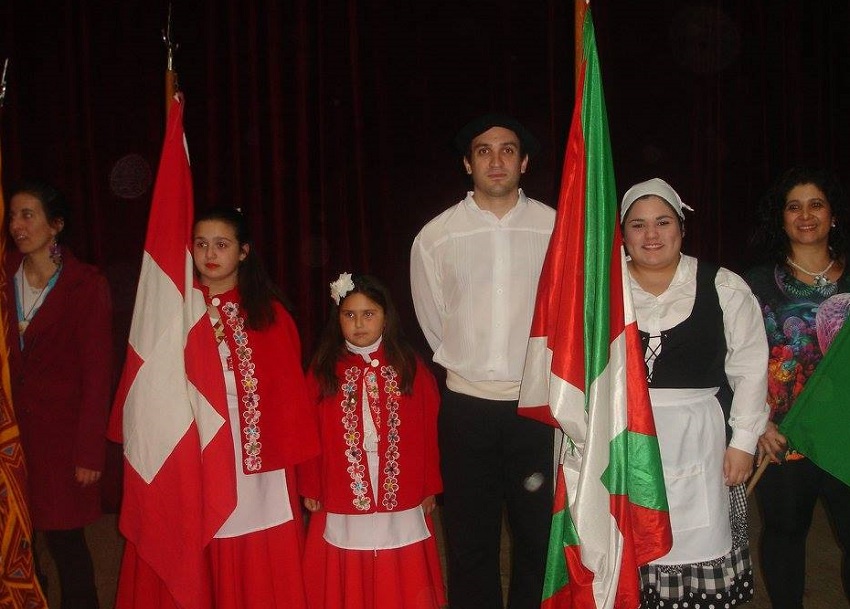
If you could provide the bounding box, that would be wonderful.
[453,113,541,157]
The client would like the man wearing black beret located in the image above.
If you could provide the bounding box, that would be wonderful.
[411,114,555,609]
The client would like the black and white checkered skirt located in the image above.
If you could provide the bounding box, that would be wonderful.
[638,483,754,609]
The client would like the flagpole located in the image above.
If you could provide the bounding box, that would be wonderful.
[574,0,587,91]
[0,57,12,405]
[746,456,770,497]
[162,2,179,118]
[0,58,8,109]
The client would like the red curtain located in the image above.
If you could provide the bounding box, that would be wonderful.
[2,0,849,357]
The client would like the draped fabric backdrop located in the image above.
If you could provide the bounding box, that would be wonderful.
[1,0,849,361]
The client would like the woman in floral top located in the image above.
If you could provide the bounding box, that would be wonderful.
[745,167,850,609]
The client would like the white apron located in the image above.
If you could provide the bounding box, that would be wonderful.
[650,387,731,565]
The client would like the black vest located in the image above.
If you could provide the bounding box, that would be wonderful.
[639,261,733,440]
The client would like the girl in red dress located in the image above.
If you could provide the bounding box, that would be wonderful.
[192,207,318,608]
[300,273,446,609]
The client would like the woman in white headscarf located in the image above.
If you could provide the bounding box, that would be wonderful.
[621,178,769,609]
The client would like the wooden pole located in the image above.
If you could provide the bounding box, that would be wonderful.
[575,0,587,93]
[746,455,770,497]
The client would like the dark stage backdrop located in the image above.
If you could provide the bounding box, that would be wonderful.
[2,0,849,362]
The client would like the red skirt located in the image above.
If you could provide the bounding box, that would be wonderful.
[209,517,308,609]
[303,510,446,609]
[116,517,308,609]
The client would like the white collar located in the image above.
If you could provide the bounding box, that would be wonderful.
[345,335,383,363]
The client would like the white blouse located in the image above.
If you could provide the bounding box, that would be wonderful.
[213,316,293,538]
[628,254,769,454]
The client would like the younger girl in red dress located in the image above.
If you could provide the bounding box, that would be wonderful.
[300,273,446,609]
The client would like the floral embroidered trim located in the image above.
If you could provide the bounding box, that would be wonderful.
[339,364,402,511]
[364,370,381,431]
[380,365,401,511]
[341,367,370,510]
[221,301,263,472]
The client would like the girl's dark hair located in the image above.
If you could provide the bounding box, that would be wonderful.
[311,274,418,397]
[10,180,70,241]
[193,207,287,330]
[751,167,848,266]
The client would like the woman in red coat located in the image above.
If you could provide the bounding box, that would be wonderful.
[300,273,445,609]
[6,181,113,609]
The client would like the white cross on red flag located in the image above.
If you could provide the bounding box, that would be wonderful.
[109,94,236,609]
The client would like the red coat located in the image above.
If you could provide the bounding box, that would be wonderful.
[5,250,113,530]
[300,347,441,514]
[206,287,320,474]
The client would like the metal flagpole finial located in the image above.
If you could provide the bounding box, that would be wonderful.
[161,3,179,71]
[0,58,9,109]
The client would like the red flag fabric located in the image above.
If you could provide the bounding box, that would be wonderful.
[109,95,236,609]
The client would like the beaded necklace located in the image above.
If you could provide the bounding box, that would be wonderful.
[786,256,835,287]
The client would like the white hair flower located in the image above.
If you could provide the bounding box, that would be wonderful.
[329,272,355,305]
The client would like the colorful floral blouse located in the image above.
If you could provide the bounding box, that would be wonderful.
[744,263,850,424]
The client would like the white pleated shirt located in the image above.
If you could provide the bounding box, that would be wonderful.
[411,189,555,400]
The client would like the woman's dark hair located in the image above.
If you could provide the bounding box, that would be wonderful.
[10,180,70,241]
[751,167,848,266]
[311,274,418,397]
[193,207,287,330]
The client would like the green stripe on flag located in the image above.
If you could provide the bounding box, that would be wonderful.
[581,11,617,394]
[542,505,576,597]
[602,429,669,511]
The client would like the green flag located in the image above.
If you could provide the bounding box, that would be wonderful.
[779,318,850,486]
